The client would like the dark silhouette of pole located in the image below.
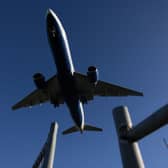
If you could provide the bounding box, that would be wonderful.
[32,122,58,168]
[125,104,168,142]
[113,104,168,168]
[113,106,144,168]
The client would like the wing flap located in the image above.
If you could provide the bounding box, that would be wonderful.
[12,75,64,110]
[95,80,143,97]
[74,72,94,101]
[74,72,143,100]
[12,89,49,110]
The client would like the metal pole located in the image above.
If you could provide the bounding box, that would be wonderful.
[126,104,168,142]
[113,106,145,168]
[42,122,58,168]
[32,122,58,168]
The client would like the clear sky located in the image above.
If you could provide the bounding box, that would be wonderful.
[0,0,168,167]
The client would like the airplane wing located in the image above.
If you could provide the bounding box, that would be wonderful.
[74,72,143,101]
[12,75,64,110]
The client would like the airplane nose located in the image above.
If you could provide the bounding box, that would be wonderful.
[46,8,53,17]
[46,8,54,21]
[46,8,63,32]
[46,8,56,32]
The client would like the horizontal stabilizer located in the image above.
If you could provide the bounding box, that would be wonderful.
[62,124,103,135]
[84,125,102,132]
[62,126,79,135]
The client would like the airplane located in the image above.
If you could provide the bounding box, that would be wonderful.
[12,9,143,135]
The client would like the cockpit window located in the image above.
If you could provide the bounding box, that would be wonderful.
[49,26,56,37]
[52,29,56,37]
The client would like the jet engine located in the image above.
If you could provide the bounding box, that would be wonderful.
[33,73,46,89]
[87,66,99,85]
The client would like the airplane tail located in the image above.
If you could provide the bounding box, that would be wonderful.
[62,124,103,135]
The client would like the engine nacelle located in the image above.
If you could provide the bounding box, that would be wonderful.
[87,66,99,85]
[33,73,46,89]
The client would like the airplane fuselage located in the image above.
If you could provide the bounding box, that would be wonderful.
[46,9,84,131]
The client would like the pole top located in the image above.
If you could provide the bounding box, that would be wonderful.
[113,106,128,113]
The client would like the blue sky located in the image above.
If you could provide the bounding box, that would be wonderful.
[0,0,168,167]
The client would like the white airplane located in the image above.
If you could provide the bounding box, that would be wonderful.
[12,9,143,135]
